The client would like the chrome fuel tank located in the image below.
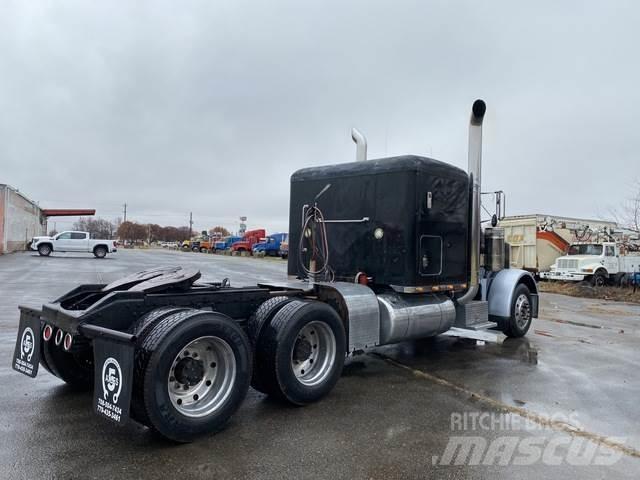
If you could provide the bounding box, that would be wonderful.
[376,292,456,345]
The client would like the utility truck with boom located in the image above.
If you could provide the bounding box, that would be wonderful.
[542,241,640,286]
[12,100,538,442]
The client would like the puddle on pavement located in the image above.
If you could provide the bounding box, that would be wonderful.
[371,336,540,369]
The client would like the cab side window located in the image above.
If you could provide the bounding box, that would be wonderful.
[57,232,72,240]
[71,233,86,240]
[605,246,615,256]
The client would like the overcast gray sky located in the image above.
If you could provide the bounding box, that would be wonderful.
[1,0,638,234]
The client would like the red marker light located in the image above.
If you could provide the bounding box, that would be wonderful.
[43,325,53,342]
[63,333,73,351]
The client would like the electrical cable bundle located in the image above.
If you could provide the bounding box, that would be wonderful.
[298,204,334,281]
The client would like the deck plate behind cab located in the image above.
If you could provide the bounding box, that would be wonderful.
[101,266,184,292]
[128,268,201,293]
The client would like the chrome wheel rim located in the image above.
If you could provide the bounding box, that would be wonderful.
[514,294,531,329]
[290,321,336,387]
[167,336,236,418]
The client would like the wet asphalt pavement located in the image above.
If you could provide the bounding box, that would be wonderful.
[1,249,639,479]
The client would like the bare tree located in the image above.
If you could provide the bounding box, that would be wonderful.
[73,217,117,239]
[610,180,640,233]
[117,221,192,243]
[209,226,230,237]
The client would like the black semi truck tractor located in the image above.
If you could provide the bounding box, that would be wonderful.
[12,100,538,442]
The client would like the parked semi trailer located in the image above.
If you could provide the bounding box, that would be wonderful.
[500,214,617,277]
[12,100,538,442]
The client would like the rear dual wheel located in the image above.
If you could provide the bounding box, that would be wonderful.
[251,299,346,405]
[41,330,93,390]
[131,308,251,442]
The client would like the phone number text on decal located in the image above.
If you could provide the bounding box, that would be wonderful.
[97,398,122,422]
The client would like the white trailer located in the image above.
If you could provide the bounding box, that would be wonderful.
[499,214,617,276]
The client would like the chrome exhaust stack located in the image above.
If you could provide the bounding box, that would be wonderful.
[457,99,486,304]
[351,127,367,162]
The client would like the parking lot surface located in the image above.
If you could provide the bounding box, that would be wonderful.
[1,249,639,479]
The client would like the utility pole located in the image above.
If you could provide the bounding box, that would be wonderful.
[123,203,127,223]
[189,212,193,240]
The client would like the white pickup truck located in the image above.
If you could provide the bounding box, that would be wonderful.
[541,242,640,286]
[31,231,117,258]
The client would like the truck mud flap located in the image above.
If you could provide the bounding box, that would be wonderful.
[12,308,42,378]
[92,337,135,425]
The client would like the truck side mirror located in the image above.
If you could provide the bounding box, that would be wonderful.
[491,214,498,227]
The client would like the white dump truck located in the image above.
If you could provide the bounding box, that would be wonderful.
[541,242,640,286]
[499,215,618,277]
[31,231,117,258]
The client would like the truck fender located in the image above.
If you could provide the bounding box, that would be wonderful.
[93,243,110,252]
[314,281,380,353]
[486,269,539,319]
[592,266,609,278]
[37,241,53,251]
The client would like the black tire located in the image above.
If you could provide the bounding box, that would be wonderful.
[133,309,251,442]
[248,296,295,394]
[499,284,533,338]
[256,300,346,405]
[38,244,52,256]
[41,334,93,390]
[619,273,630,287]
[93,246,107,258]
[591,270,606,287]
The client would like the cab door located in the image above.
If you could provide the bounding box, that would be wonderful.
[69,232,89,251]
[603,244,619,274]
[53,232,73,251]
